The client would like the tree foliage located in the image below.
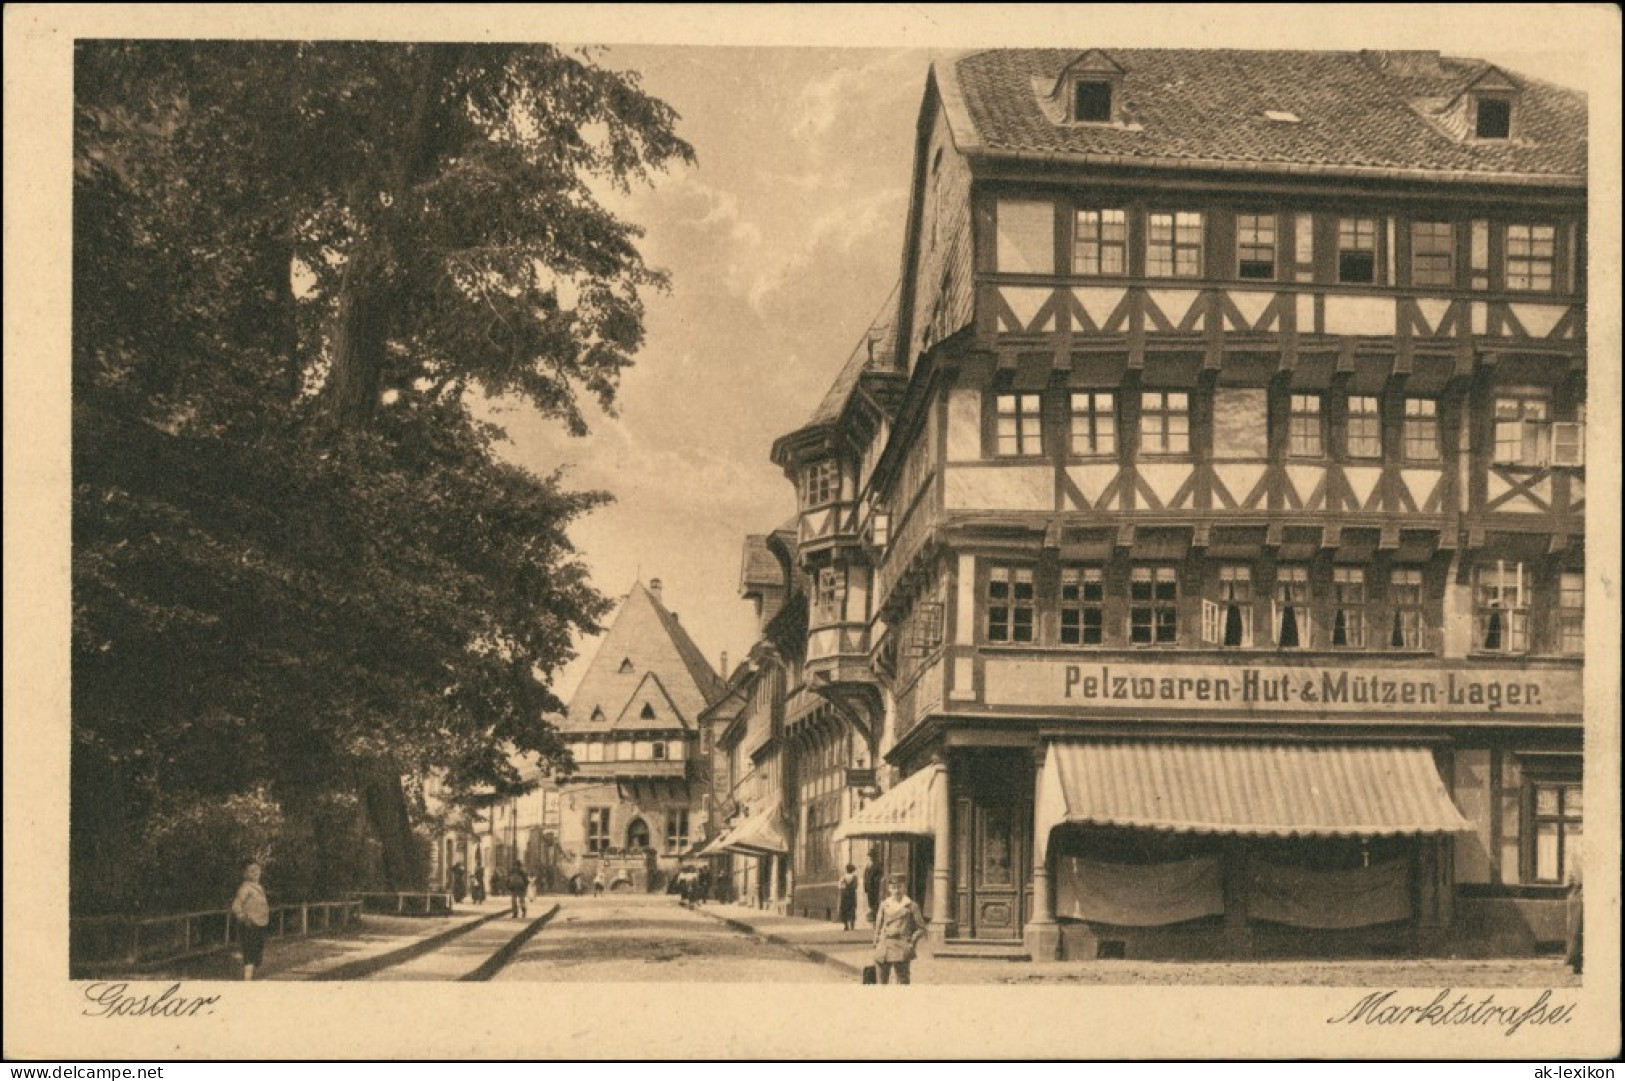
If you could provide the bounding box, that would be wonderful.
[71,42,692,911]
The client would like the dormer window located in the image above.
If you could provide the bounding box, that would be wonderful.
[1073,80,1113,122]
[1475,96,1512,139]
[640,703,656,721]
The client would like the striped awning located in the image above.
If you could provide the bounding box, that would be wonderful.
[835,765,945,841]
[1036,741,1472,842]
[723,813,788,856]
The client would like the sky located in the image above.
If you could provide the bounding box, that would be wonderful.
[464,19,1602,707]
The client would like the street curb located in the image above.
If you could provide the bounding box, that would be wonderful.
[461,904,560,981]
[696,907,863,979]
[309,908,509,981]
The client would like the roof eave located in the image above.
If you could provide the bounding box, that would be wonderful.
[962,145,1584,189]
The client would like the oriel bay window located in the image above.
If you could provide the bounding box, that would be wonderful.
[1069,391,1116,456]
[1059,566,1104,645]
[1389,568,1425,649]
[1130,566,1179,645]
[995,392,1044,457]
[813,565,843,624]
[1140,391,1189,454]
[1236,213,1277,279]
[986,565,1035,643]
[1146,211,1204,278]
[1274,566,1310,648]
[803,459,837,506]
[1202,565,1253,647]
[1475,560,1528,654]
[1330,567,1366,648]
[1074,209,1127,275]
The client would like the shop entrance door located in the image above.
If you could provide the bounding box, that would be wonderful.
[954,753,1031,940]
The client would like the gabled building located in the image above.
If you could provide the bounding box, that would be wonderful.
[768,49,1586,960]
[468,578,723,894]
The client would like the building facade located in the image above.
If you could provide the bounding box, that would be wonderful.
[769,49,1586,959]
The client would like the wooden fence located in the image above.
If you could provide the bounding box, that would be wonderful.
[70,900,362,975]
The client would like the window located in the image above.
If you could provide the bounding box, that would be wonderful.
[1475,561,1528,654]
[995,393,1044,457]
[1140,391,1189,454]
[1403,398,1440,462]
[1069,391,1116,456]
[996,199,1055,274]
[1493,394,1550,466]
[1275,566,1310,648]
[586,807,611,854]
[1526,782,1581,884]
[1505,224,1555,292]
[1130,566,1178,645]
[1060,566,1104,645]
[814,566,842,623]
[1346,395,1382,459]
[651,741,667,760]
[665,810,690,854]
[1411,222,1455,287]
[803,460,837,506]
[1552,415,1584,467]
[1558,573,1584,654]
[1146,212,1204,278]
[1202,566,1253,647]
[1337,218,1378,283]
[639,703,656,721]
[1236,213,1277,279]
[1073,209,1127,275]
[1331,567,1366,647]
[1288,394,1323,458]
[1389,569,1425,649]
[589,707,605,723]
[986,565,1034,643]
[1475,97,1512,140]
[1074,80,1113,122]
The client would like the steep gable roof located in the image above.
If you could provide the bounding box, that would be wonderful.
[803,280,902,429]
[945,49,1584,183]
[563,580,721,731]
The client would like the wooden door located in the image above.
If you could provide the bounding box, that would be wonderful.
[954,769,1029,940]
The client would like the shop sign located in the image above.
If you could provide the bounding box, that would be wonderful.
[982,659,1580,717]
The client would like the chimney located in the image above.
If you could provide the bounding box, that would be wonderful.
[720,651,729,675]
[648,577,662,599]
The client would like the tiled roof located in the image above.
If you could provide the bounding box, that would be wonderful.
[739,534,782,592]
[804,281,902,428]
[947,50,1584,181]
[563,581,721,731]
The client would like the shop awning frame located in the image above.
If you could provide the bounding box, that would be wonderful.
[1036,740,1473,843]
[723,812,788,856]
[834,764,946,841]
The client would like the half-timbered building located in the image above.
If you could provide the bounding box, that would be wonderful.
[771,49,1586,959]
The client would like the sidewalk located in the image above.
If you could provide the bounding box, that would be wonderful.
[96,898,515,982]
[691,902,1583,987]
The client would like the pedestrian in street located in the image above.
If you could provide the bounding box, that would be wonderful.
[1565,866,1583,974]
[450,862,467,904]
[593,870,605,896]
[696,867,711,906]
[837,863,860,931]
[872,873,926,985]
[231,858,271,981]
[508,864,530,918]
[471,863,486,904]
[862,849,884,925]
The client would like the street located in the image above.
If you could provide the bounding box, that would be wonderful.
[491,895,846,983]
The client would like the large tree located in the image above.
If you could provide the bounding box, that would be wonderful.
[71,42,692,912]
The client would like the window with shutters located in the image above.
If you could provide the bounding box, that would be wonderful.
[1236,213,1277,280]
[1492,394,1549,466]
[1389,569,1425,650]
[1274,566,1310,648]
[1073,209,1127,276]
[1069,391,1116,457]
[1146,211,1204,278]
[1330,567,1366,648]
[1475,561,1528,654]
[986,565,1035,644]
[1059,566,1104,646]
[1130,566,1179,645]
